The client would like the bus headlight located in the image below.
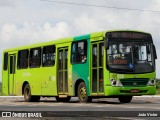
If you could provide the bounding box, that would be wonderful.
[110,78,123,86]
[147,80,155,86]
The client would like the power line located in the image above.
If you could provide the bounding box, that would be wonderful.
[41,0,160,13]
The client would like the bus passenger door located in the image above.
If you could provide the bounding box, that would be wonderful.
[91,42,104,95]
[57,47,69,95]
[9,54,16,95]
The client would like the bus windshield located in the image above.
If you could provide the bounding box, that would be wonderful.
[107,40,155,73]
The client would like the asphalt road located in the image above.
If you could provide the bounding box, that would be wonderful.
[0,96,160,120]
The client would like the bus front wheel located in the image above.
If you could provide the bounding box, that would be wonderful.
[77,82,92,103]
[118,96,133,103]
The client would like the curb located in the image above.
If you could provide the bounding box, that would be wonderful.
[0,95,159,98]
[0,96,23,98]
[134,95,160,98]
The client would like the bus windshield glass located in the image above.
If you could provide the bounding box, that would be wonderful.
[107,40,155,73]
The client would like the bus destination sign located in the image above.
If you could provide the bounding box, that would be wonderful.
[110,32,149,39]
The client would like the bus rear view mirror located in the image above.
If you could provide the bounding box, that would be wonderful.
[152,44,157,59]
[146,45,151,54]
[104,37,109,50]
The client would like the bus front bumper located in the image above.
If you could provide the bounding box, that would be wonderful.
[104,86,156,96]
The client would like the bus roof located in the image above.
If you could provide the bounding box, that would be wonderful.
[3,30,151,53]
[3,31,104,53]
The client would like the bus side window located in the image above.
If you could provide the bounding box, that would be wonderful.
[3,52,8,71]
[42,45,55,67]
[17,50,29,69]
[29,48,41,68]
[71,40,87,64]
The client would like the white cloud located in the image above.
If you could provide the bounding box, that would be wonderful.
[0,21,72,49]
[74,14,102,34]
[0,0,15,7]
[43,22,72,40]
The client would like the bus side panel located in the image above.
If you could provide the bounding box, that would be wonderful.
[16,69,30,95]
[2,71,9,95]
[16,68,42,96]
[41,66,57,96]
[27,68,42,95]
[72,35,91,95]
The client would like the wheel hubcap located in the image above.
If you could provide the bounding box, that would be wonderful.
[25,88,29,100]
[80,87,86,100]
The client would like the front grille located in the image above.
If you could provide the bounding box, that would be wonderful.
[120,78,149,87]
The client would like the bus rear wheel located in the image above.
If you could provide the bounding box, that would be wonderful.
[24,84,40,102]
[78,82,92,103]
[118,96,133,103]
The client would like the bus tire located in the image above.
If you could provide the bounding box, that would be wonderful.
[77,82,92,103]
[55,96,71,102]
[24,84,34,102]
[118,96,133,103]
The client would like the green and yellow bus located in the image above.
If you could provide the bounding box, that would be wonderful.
[2,30,157,103]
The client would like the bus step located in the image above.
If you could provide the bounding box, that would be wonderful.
[58,95,68,98]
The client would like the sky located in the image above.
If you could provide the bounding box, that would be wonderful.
[0,0,160,82]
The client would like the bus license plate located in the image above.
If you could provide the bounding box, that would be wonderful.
[131,89,139,93]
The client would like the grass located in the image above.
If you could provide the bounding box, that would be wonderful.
[156,83,160,95]
[156,80,160,95]
[156,89,160,95]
